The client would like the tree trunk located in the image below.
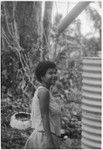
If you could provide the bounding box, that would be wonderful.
[41,1,53,60]
[14,1,42,50]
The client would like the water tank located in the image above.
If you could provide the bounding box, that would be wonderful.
[82,57,101,149]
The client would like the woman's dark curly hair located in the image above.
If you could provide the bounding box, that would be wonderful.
[35,61,57,82]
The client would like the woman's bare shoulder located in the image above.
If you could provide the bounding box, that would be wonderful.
[38,86,50,98]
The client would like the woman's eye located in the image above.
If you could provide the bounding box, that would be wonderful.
[47,69,57,75]
[50,72,54,75]
[49,72,54,75]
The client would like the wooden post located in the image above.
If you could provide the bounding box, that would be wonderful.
[57,1,91,34]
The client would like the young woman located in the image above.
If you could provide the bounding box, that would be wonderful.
[25,61,61,149]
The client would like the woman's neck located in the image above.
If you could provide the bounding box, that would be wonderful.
[40,83,50,90]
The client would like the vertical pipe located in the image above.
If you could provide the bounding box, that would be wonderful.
[57,1,91,34]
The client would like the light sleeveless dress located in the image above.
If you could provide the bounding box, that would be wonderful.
[25,86,61,149]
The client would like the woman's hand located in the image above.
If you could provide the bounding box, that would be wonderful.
[43,136,55,149]
[48,140,55,149]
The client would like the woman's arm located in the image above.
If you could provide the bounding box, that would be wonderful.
[38,88,55,148]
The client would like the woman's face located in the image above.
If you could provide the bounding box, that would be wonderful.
[42,68,57,86]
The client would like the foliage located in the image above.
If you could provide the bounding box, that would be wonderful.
[1,1,42,99]
[82,37,101,56]
[51,56,82,140]
[85,3,101,33]
[50,14,83,141]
